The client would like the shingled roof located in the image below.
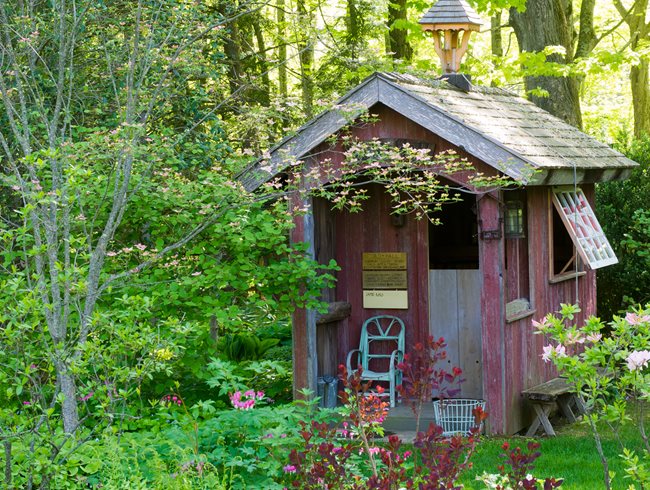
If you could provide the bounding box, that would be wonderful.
[419,0,482,27]
[238,72,636,191]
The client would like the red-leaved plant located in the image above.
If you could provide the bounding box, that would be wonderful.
[396,335,464,433]
[495,441,564,489]
[284,361,486,489]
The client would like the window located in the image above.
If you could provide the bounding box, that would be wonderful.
[551,187,618,275]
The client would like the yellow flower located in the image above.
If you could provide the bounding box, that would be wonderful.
[152,348,174,361]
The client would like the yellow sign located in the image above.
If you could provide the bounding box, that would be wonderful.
[363,290,408,309]
[362,252,407,270]
[362,270,408,289]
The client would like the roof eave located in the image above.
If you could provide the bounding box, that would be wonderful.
[238,75,381,191]
[529,166,635,186]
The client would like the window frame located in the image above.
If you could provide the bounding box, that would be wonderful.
[550,187,618,274]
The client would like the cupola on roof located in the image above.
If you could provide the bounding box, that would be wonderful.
[419,0,482,31]
[419,0,483,74]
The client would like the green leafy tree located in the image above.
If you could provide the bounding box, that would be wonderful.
[596,135,650,319]
[613,0,650,137]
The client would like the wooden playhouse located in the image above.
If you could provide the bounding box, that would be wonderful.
[238,3,637,434]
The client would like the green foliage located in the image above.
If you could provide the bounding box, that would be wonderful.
[280,138,519,223]
[220,333,280,362]
[597,135,650,319]
[206,357,292,403]
[535,304,650,489]
[263,345,294,362]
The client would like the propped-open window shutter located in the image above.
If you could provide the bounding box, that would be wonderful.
[552,187,618,269]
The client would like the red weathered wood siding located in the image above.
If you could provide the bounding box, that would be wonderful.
[319,105,493,374]
[334,184,430,373]
[291,102,600,434]
[502,185,597,434]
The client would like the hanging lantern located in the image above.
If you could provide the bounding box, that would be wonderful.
[504,199,526,239]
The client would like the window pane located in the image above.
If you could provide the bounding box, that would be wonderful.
[552,188,618,270]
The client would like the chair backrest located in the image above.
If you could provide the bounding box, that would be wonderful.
[359,316,405,371]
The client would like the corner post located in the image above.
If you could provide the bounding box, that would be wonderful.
[478,191,506,434]
[290,193,318,399]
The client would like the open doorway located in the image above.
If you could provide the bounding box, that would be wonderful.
[428,191,483,399]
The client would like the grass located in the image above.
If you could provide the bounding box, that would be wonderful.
[459,410,649,489]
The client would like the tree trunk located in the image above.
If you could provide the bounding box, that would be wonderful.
[631,59,650,137]
[277,0,287,99]
[614,0,650,137]
[491,11,503,57]
[297,0,314,118]
[509,0,583,128]
[4,440,10,487]
[387,0,412,62]
[219,3,244,96]
[575,0,597,58]
[251,15,271,106]
[56,361,79,434]
[346,0,362,59]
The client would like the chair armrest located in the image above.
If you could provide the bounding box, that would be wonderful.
[346,349,361,374]
[390,349,403,367]
[389,350,403,380]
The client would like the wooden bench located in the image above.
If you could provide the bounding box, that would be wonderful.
[522,377,586,436]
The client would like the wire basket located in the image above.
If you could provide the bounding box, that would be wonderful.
[432,398,486,436]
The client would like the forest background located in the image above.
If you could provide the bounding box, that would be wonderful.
[0,0,649,487]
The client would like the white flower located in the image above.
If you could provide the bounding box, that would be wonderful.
[626,350,650,371]
[625,312,650,325]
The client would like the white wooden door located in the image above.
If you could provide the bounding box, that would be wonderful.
[429,270,482,399]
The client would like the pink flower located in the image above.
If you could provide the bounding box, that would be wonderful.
[283,464,296,473]
[565,331,584,345]
[585,332,602,343]
[626,350,650,371]
[541,344,566,362]
[79,391,94,402]
[532,317,551,331]
[229,389,265,410]
[625,312,650,325]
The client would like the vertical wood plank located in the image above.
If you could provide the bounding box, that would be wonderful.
[429,270,459,390]
[458,269,482,399]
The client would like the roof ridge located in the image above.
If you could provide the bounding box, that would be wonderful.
[419,0,483,26]
[378,71,519,98]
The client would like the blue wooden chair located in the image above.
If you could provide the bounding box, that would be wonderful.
[346,315,405,407]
